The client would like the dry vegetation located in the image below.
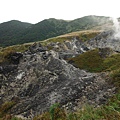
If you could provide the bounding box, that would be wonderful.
[40,30,101,46]
[0,44,30,64]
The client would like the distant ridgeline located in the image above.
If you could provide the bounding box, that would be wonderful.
[0,16,111,47]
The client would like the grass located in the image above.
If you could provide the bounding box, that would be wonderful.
[1,95,120,120]
[0,44,30,64]
[40,37,69,47]
[33,104,66,120]
[110,69,120,88]
[32,93,120,120]
[68,49,105,72]
[78,31,101,42]
[68,48,120,72]
[0,101,16,118]
[40,30,101,46]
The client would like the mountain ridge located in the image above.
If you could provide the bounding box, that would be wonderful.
[0,15,112,47]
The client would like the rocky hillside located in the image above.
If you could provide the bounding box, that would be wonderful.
[0,16,111,47]
[1,28,120,119]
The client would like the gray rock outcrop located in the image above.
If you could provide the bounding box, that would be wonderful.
[0,41,116,117]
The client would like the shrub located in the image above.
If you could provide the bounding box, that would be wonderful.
[110,69,120,88]
[0,101,16,118]
[68,49,104,72]
[49,103,66,120]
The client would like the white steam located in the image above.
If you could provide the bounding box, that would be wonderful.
[112,17,120,39]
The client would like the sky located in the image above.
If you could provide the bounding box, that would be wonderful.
[0,0,120,24]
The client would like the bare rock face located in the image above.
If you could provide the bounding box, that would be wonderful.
[85,30,120,52]
[0,41,116,117]
[45,30,120,61]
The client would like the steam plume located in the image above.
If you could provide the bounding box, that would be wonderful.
[112,17,120,39]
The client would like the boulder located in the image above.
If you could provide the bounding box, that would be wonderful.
[10,52,23,64]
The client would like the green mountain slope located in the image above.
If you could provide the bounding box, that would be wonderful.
[0,20,32,46]
[67,15,110,32]
[0,15,111,47]
[19,18,68,43]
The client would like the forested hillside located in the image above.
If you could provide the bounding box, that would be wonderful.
[0,15,111,47]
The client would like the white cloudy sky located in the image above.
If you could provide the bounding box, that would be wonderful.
[0,0,120,24]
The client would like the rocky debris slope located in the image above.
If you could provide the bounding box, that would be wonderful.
[0,40,116,117]
[44,30,120,61]
[86,30,120,52]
